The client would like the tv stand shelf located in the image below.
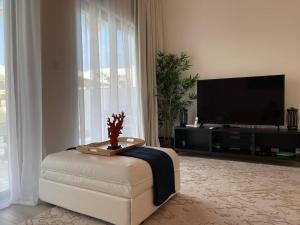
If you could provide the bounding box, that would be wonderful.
[174,127,300,166]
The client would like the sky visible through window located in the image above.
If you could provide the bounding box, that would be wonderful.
[81,12,125,72]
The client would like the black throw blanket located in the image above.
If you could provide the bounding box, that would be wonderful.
[120,147,175,206]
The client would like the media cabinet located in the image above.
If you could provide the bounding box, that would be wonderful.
[174,127,300,165]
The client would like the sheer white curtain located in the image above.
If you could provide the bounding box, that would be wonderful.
[0,0,8,208]
[0,0,42,209]
[77,0,143,144]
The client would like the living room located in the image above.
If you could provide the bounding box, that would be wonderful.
[0,0,299,225]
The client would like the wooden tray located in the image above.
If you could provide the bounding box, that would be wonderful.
[77,137,145,156]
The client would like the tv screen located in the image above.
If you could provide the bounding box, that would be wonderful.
[197,75,285,125]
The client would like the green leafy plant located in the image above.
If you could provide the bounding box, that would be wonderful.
[156,52,199,146]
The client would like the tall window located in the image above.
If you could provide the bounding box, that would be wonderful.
[0,0,9,206]
[78,1,142,144]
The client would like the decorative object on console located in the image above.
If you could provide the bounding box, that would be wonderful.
[156,52,199,147]
[287,107,298,130]
[186,117,201,128]
[179,108,188,127]
[107,112,125,149]
[276,151,296,158]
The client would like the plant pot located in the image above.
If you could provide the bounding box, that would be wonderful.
[159,137,174,148]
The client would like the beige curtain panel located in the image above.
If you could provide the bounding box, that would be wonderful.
[136,0,163,146]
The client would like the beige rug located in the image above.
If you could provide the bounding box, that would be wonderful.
[20,156,300,225]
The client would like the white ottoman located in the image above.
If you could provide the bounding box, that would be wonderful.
[39,147,180,225]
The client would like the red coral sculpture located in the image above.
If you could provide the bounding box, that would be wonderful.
[107,112,125,150]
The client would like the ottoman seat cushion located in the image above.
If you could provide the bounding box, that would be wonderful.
[41,147,180,199]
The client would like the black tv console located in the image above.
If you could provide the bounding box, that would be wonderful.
[174,126,300,166]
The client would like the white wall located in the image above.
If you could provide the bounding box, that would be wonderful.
[42,0,78,154]
[163,0,300,126]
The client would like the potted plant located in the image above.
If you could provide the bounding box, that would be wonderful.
[156,52,198,147]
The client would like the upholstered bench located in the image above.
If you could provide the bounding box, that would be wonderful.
[39,147,180,225]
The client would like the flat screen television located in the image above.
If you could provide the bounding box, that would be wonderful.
[197,75,285,126]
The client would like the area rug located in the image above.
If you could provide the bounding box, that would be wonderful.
[20,156,300,225]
